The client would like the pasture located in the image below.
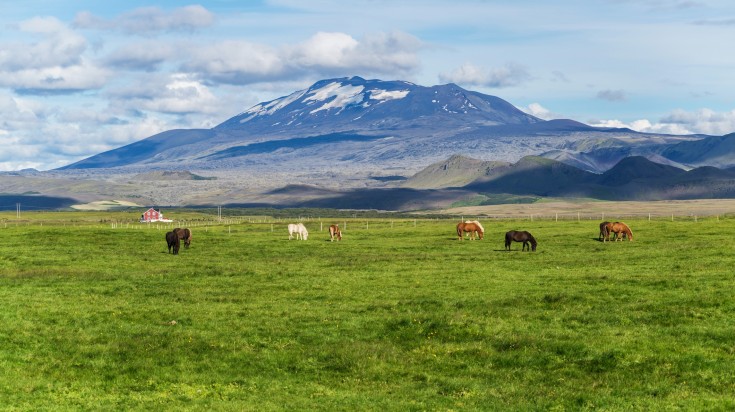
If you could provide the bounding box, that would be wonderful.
[1,211,734,410]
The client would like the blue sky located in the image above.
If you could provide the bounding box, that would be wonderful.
[2,0,735,170]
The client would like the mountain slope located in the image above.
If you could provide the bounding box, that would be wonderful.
[402,154,511,189]
[661,133,735,168]
[58,76,654,174]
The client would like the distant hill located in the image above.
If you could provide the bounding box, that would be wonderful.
[402,155,511,189]
[597,156,686,186]
[133,170,216,181]
[400,154,735,205]
[661,133,735,168]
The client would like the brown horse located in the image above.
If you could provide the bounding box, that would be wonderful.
[610,222,633,241]
[505,230,537,251]
[173,228,192,248]
[329,224,342,241]
[456,221,484,240]
[599,221,613,242]
[165,231,180,255]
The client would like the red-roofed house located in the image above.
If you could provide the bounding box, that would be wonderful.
[140,208,173,223]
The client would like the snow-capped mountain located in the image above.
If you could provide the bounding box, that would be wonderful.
[58,76,685,174]
[216,76,541,132]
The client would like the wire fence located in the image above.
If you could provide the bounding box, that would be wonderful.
[1,210,733,232]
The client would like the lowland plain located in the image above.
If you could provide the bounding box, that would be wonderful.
[1,210,734,410]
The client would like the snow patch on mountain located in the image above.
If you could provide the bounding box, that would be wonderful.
[239,89,308,123]
[369,89,409,102]
[305,82,365,114]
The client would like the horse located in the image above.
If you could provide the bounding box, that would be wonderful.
[329,224,342,241]
[505,230,537,251]
[165,231,180,255]
[599,221,613,242]
[610,222,633,241]
[288,223,308,240]
[456,221,484,240]
[173,227,192,248]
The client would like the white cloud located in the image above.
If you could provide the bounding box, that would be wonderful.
[0,17,109,93]
[1,17,86,70]
[74,5,215,35]
[102,41,177,71]
[183,31,422,85]
[590,108,735,135]
[521,103,560,120]
[438,62,530,88]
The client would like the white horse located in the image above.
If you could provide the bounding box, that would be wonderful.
[465,220,484,239]
[288,223,308,240]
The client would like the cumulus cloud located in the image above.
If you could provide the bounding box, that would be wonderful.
[438,62,530,88]
[590,108,735,135]
[183,31,422,85]
[0,16,109,93]
[74,5,215,34]
[596,89,627,102]
[1,17,86,70]
[106,73,230,119]
[521,103,563,120]
[102,41,178,71]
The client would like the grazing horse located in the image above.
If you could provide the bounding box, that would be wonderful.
[456,221,484,240]
[165,231,180,255]
[173,227,192,248]
[329,224,342,241]
[610,222,633,241]
[599,221,613,242]
[505,230,537,251]
[288,223,308,240]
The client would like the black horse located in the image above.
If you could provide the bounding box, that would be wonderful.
[505,230,537,251]
[166,231,180,255]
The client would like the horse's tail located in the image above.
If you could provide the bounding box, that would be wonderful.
[456,223,463,239]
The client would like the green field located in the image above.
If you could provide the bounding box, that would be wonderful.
[1,211,734,410]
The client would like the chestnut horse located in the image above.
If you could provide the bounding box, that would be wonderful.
[610,222,633,241]
[329,224,342,241]
[599,221,613,242]
[456,221,484,240]
[165,231,180,255]
[505,230,537,251]
[173,227,192,248]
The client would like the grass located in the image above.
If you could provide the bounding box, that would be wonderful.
[0,212,734,410]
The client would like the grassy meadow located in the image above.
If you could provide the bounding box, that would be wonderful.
[0,210,734,410]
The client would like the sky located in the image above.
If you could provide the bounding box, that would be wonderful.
[2,0,735,171]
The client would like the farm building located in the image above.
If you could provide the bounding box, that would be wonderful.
[140,208,173,223]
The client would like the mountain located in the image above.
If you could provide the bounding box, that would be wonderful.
[40,76,735,209]
[58,76,681,177]
[401,154,735,203]
[661,133,735,168]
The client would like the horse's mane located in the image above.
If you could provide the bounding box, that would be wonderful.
[525,231,537,245]
[465,220,484,233]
